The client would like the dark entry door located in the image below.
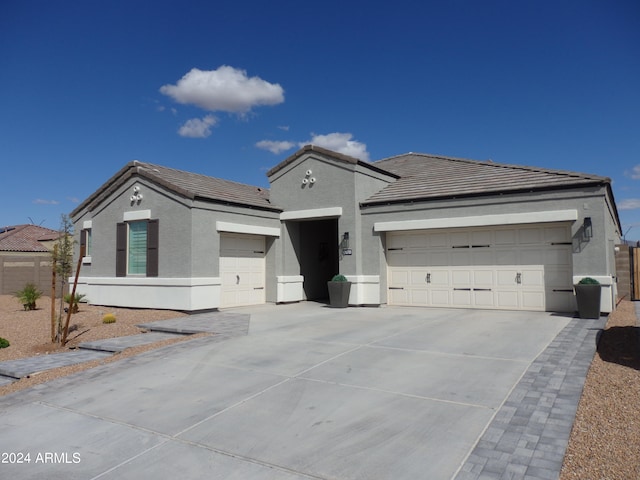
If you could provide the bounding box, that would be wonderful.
[299,219,339,300]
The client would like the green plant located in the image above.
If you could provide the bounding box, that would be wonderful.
[331,274,348,282]
[14,283,43,310]
[0,337,9,349]
[578,277,600,285]
[64,293,87,313]
[102,313,117,324]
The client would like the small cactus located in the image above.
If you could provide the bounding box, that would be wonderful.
[102,313,117,324]
[0,337,9,349]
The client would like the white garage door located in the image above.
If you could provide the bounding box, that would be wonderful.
[220,233,266,308]
[387,223,574,312]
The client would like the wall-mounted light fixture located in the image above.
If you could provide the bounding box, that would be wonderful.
[583,217,593,240]
[341,232,350,249]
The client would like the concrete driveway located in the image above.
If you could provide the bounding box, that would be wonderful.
[0,303,600,480]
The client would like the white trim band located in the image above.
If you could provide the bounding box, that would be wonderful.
[281,207,342,221]
[124,209,151,221]
[216,221,280,237]
[374,210,578,232]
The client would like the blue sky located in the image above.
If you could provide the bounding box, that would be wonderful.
[1,1,639,238]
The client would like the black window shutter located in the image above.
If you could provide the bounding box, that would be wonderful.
[80,229,86,248]
[147,219,159,277]
[116,222,127,277]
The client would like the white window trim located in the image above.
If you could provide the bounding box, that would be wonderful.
[124,210,151,221]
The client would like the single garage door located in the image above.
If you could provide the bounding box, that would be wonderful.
[220,233,266,308]
[387,223,574,312]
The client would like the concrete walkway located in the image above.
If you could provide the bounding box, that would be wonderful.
[0,304,603,480]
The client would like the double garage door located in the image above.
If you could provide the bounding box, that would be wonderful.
[220,233,265,308]
[387,223,574,312]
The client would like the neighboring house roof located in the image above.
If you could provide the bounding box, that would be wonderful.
[71,160,279,216]
[0,224,60,252]
[363,153,612,206]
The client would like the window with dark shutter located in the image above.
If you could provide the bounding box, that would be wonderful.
[116,222,127,277]
[147,219,159,277]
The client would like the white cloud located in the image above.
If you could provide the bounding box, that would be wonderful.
[160,66,284,114]
[302,132,370,161]
[256,140,296,154]
[626,165,640,180]
[278,125,290,131]
[33,199,59,205]
[619,199,640,210]
[178,115,217,138]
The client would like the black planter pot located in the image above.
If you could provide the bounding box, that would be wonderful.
[328,281,351,308]
[574,284,602,319]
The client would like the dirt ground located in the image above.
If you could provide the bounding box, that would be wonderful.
[0,294,638,478]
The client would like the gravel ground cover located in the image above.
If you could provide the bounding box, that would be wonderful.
[0,294,193,396]
[560,299,640,480]
[0,294,638,478]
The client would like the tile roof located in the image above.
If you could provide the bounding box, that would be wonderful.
[363,153,611,205]
[72,160,279,216]
[133,162,277,211]
[0,225,60,252]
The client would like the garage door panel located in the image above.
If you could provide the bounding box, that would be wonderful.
[519,227,544,244]
[408,252,428,267]
[431,289,451,306]
[452,289,472,306]
[496,290,519,309]
[387,223,573,312]
[521,291,545,310]
[429,251,450,266]
[220,233,265,308]
[544,247,572,265]
[410,271,428,286]
[452,270,471,285]
[521,270,544,287]
[495,229,517,245]
[473,290,494,307]
[389,270,409,286]
[473,270,493,286]
[410,289,429,305]
[451,251,471,266]
[430,233,448,247]
[495,250,518,265]
[472,249,494,265]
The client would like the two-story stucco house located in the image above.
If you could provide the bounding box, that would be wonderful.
[70,145,621,313]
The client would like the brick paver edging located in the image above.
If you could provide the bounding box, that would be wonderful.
[454,315,606,480]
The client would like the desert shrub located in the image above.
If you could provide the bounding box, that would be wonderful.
[64,293,87,313]
[14,283,43,310]
[102,313,116,324]
[0,337,9,349]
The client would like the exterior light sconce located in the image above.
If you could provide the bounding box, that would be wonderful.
[340,232,352,256]
[341,232,350,249]
[583,217,592,240]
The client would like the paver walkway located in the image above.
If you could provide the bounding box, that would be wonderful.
[454,315,606,480]
[0,311,250,385]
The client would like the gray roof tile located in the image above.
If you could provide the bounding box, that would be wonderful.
[363,153,610,205]
[134,162,276,210]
